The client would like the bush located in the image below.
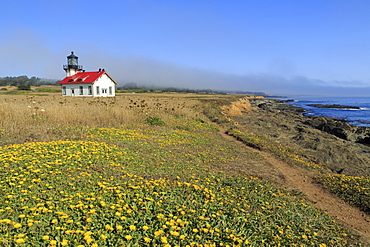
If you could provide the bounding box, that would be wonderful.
[145,116,165,126]
[17,85,31,91]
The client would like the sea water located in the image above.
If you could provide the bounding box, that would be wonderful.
[274,96,370,127]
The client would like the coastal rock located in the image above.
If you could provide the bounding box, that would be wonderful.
[231,98,370,177]
[304,116,370,144]
[248,98,306,113]
[308,104,361,109]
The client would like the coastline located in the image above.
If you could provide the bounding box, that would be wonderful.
[273,96,370,127]
[232,97,370,177]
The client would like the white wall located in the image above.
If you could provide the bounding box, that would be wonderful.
[92,74,116,97]
[62,83,93,97]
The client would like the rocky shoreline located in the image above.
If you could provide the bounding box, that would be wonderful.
[307,103,361,109]
[233,97,370,177]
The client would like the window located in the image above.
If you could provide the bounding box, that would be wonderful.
[109,86,112,95]
[102,88,107,94]
[96,86,100,95]
[62,86,66,95]
[79,86,83,95]
[88,86,92,95]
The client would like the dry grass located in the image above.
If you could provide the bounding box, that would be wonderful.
[0,93,212,145]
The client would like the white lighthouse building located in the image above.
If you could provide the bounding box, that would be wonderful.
[59,52,117,97]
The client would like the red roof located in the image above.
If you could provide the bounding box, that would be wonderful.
[59,71,109,84]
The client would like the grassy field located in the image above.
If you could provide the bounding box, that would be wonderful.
[0,91,366,246]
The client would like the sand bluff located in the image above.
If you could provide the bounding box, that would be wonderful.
[58,52,117,97]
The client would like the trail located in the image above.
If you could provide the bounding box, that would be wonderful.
[219,129,370,243]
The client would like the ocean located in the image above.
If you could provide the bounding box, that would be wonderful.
[273,96,370,127]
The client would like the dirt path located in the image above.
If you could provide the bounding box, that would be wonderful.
[219,129,370,243]
[261,151,370,239]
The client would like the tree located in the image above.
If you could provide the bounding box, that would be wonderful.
[16,75,29,85]
[0,79,7,86]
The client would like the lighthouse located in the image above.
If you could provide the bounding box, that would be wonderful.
[63,51,83,77]
[59,52,117,97]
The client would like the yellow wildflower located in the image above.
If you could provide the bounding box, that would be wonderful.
[105,225,113,231]
[161,236,168,243]
[50,240,57,245]
[170,231,180,236]
[129,225,136,230]
[15,238,25,244]
[13,223,22,228]
[154,230,164,236]
[142,225,149,230]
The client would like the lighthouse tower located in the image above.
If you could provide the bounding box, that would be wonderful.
[63,51,83,77]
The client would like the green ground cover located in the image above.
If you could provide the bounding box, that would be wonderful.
[316,174,370,214]
[0,115,364,246]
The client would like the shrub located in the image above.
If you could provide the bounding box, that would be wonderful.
[145,116,165,126]
[17,85,31,91]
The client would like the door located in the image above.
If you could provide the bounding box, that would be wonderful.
[71,88,75,96]
[102,88,108,97]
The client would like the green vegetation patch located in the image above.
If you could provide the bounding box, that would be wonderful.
[145,116,165,126]
[226,129,329,172]
[83,121,236,177]
[1,90,29,95]
[316,174,370,213]
[0,139,358,246]
[35,88,61,93]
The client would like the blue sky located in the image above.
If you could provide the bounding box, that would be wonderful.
[1,0,370,96]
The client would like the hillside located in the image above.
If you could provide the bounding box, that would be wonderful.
[0,92,369,246]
